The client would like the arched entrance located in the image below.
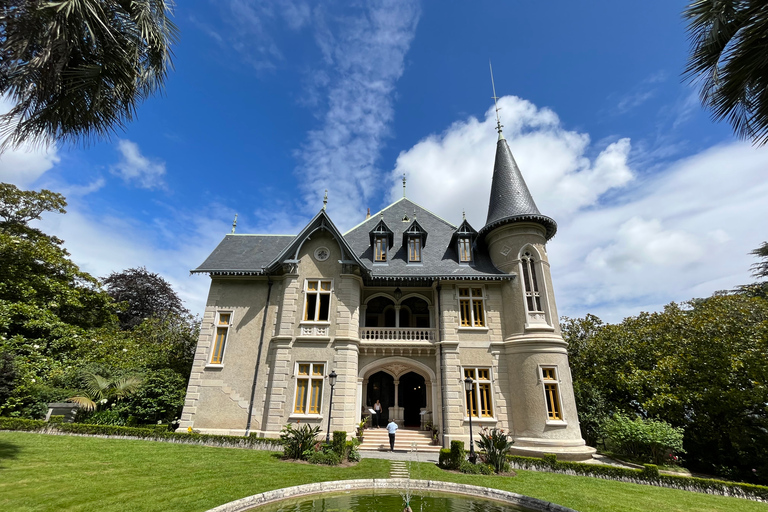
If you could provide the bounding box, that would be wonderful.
[398,371,426,427]
[366,371,394,427]
[359,357,436,430]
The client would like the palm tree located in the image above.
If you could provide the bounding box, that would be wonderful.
[68,372,143,411]
[684,1,768,145]
[0,0,178,149]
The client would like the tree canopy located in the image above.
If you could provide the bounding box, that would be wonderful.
[684,1,768,145]
[0,0,178,149]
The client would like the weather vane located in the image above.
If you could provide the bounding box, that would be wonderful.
[489,60,504,139]
[231,213,238,234]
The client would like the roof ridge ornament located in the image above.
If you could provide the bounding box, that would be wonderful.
[402,173,407,198]
[489,60,504,141]
[323,190,328,210]
[231,213,238,234]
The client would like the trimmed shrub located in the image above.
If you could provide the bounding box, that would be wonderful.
[332,431,346,456]
[543,453,558,468]
[47,415,65,424]
[280,423,321,460]
[507,454,768,502]
[308,450,341,465]
[449,440,466,469]
[438,448,452,469]
[643,464,660,478]
[0,417,45,431]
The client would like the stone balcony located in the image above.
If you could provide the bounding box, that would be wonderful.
[359,327,436,342]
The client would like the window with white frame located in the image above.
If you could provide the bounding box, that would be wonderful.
[464,368,493,418]
[209,312,232,365]
[458,286,486,327]
[294,363,325,414]
[304,279,332,322]
[541,366,563,420]
[521,251,543,312]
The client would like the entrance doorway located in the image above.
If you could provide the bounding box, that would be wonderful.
[398,371,426,427]
[366,371,394,427]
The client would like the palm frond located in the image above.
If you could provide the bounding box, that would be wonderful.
[68,395,96,411]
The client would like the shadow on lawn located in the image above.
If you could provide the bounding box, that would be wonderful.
[0,439,21,468]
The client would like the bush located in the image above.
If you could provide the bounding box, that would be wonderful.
[344,439,360,461]
[438,448,452,469]
[0,417,45,431]
[507,454,768,502]
[307,450,341,465]
[476,427,513,473]
[459,460,494,475]
[602,413,685,465]
[543,453,558,468]
[280,423,321,460]
[449,440,466,469]
[332,431,346,456]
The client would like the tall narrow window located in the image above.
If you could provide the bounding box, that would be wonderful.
[374,237,387,262]
[458,238,472,262]
[464,367,493,418]
[304,280,332,322]
[210,312,231,364]
[408,237,422,262]
[294,363,325,414]
[541,367,562,420]
[521,252,543,312]
[458,287,486,327]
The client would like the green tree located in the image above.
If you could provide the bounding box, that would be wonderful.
[684,1,768,144]
[750,241,768,280]
[0,0,178,149]
[565,292,768,483]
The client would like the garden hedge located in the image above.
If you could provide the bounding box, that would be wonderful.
[508,454,768,502]
[0,417,282,450]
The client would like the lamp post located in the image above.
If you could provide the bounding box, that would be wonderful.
[464,376,477,464]
[325,370,338,443]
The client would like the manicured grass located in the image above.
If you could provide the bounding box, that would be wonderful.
[0,432,764,512]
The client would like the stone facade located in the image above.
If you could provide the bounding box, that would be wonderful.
[178,134,595,460]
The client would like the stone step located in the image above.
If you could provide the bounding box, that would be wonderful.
[359,429,441,452]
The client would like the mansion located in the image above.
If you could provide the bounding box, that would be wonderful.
[178,129,595,460]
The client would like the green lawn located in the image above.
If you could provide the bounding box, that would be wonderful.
[0,432,764,512]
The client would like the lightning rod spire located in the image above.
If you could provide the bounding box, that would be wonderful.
[490,60,504,140]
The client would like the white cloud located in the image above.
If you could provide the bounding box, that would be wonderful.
[388,95,768,322]
[110,139,166,189]
[296,0,421,227]
[0,96,60,188]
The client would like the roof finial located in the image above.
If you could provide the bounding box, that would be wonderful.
[323,190,328,210]
[463,209,466,221]
[231,213,238,234]
[402,173,407,198]
[489,60,504,140]
[413,208,417,221]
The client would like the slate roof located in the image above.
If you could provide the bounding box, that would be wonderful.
[344,198,509,282]
[479,137,557,240]
[193,234,294,274]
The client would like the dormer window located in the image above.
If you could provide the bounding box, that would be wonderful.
[374,237,388,262]
[451,217,477,264]
[369,216,394,264]
[458,238,471,262]
[402,219,427,264]
[408,237,422,262]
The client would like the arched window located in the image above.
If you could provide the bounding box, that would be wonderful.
[521,251,543,313]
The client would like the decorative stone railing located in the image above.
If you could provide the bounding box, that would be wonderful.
[359,327,436,342]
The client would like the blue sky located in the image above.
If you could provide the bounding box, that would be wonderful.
[2,0,767,322]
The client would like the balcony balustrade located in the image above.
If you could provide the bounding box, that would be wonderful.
[359,327,436,342]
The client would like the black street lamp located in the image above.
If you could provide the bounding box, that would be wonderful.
[464,376,477,464]
[325,370,338,443]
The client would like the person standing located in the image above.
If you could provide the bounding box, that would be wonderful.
[386,419,398,451]
[374,399,382,428]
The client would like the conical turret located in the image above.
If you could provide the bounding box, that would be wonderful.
[479,138,557,240]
